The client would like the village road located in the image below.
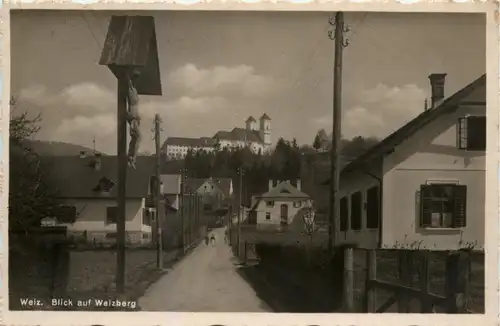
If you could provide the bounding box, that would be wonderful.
[138,227,271,312]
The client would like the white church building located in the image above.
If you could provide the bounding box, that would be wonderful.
[162,113,272,159]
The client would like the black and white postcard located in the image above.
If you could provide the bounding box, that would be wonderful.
[3,3,499,326]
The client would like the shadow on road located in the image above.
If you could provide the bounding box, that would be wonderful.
[236,263,341,313]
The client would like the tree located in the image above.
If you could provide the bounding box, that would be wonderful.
[9,98,60,232]
[312,134,322,151]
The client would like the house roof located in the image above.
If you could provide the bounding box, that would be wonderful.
[260,113,271,121]
[259,181,310,199]
[213,128,263,143]
[183,177,232,197]
[184,178,206,193]
[342,74,486,174]
[39,155,156,199]
[245,116,256,123]
[212,178,232,197]
[163,137,215,148]
[160,174,182,194]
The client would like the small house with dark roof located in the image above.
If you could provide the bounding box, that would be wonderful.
[40,154,157,244]
[324,73,486,250]
[184,177,233,212]
[247,179,314,231]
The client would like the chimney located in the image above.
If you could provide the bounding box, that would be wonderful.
[428,73,447,109]
[79,151,86,158]
[296,179,301,191]
[93,153,102,171]
[268,180,274,191]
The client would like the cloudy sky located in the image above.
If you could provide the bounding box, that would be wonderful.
[12,10,485,154]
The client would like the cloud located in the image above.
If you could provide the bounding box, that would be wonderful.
[168,64,277,97]
[311,83,426,140]
[59,83,115,109]
[17,82,114,112]
[16,67,264,154]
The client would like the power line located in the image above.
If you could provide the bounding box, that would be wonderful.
[81,12,102,51]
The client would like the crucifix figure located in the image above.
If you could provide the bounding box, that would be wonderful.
[125,69,142,169]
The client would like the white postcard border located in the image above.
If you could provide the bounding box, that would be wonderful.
[1,2,498,326]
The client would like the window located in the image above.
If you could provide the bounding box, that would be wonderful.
[105,232,117,239]
[420,184,467,228]
[293,201,302,208]
[340,197,349,231]
[265,212,271,220]
[280,204,288,225]
[55,205,77,223]
[143,209,152,226]
[366,186,380,229]
[106,206,118,224]
[458,116,486,151]
[142,232,150,239]
[350,192,362,230]
[266,201,274,207]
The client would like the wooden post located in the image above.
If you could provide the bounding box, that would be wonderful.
[364,250,376,313]
[343,246,355,312]
[397,251,412,312]
[328,11,345,253]
[180,170,186,253]
[115,72,128,293]
[99,15,163,294]
[445,251,470,313]
[420,250,432,313]
[154,113,163,270]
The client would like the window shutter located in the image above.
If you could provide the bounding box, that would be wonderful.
[466,116,486,151]
[452,185,467,228]
[420,185,433,227]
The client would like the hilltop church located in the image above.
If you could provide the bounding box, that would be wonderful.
[163,113,272,160]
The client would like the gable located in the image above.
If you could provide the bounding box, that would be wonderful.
[342,74,486,174]
[384,103,486,172]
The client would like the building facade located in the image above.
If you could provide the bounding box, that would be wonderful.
[326,73,486,251]
[162,113,272,159]
[247,180,314,232]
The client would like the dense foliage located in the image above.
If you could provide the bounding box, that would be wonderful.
[9,98,60,232]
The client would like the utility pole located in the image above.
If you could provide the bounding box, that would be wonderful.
[154,113,163,270]
[115,69,128,293]
[236,167,244,253]
[180,168,187,253]
[328,12,348,253]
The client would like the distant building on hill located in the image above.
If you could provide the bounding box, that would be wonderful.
[162,113,272,160]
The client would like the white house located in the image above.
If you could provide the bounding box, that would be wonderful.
[162,137,215,160]
[42,154,156,244]
[327,73,486,250]
[247,180,314,232]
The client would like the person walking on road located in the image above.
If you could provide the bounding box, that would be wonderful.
[210,233,216,247]
[224,228,228,244]
[204,234,209,246]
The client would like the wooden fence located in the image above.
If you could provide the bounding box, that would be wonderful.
[344,248,483,313]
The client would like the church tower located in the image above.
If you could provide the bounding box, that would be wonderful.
[245,116,257,131]
[259,113,272,149]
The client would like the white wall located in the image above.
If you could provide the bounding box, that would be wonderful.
[59,198,151,235]
[337,164,381,249]
[382,104,485,250]
[255,199,313,225]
